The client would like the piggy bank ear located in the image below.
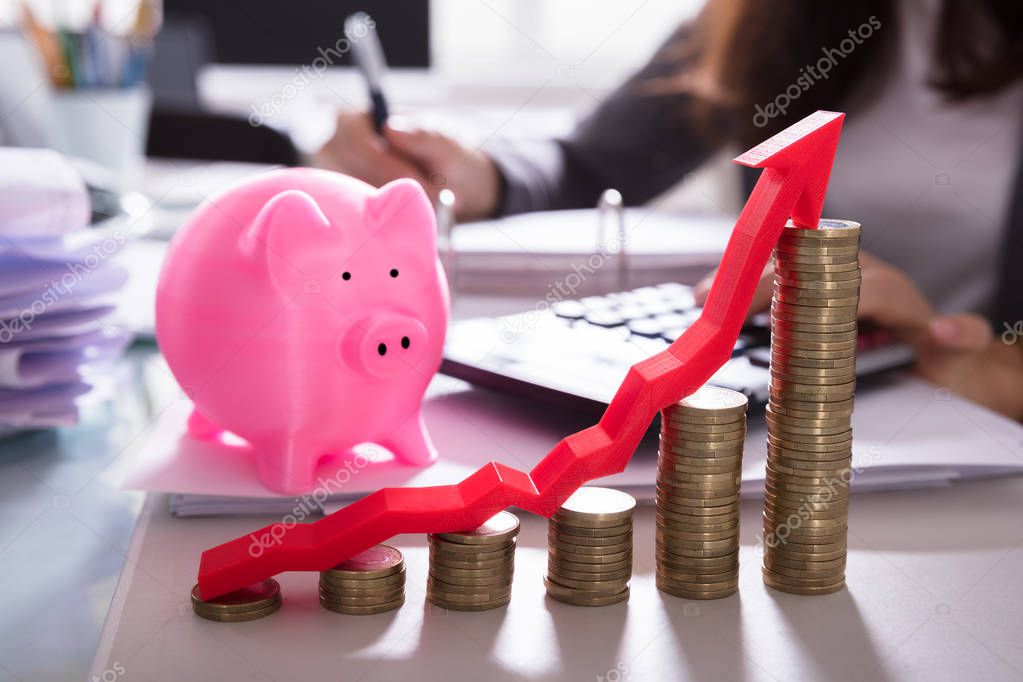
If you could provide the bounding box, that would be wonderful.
[365,179,437,250]
[241,190,341,293]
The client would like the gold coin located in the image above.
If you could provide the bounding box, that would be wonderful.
[656,566,739,583]
[551,557,632,574]
[766,546,847,562]
[774,280,861,297]
[765,407,850,427]
[427,579,513,597]
[656,580,736,600]
[321,595,404,615]
[655,531,739,550]
[765,554,846,573]
[772,318,859,336]
[774,266,862,283]
[770,362,858,380]
[190,580,281,622]
[781,218,861,236]
[549,529,632,547]
[427,571,511,588]
[772,261,861,276]
[544,576,630,599]
[776,234,861,248]
[762,574,845,595]
[659,440,746,456]
[661,412,748,427]
[427,587,513,604]
[553,520,633,538]
[768,429,853,446]
[656,487,740,505]
[655,573,739,592]
[322,545,405,580]
[318,568,406,591]
[546,585,630,607]
[549,565,632,582]
[764,508,848,527]
[656,495,741,513]
[665,386,749,419]
[430,562,515,580]
[548,546,632,565]
[656,526,739,543]
[658,469,741,485]
[658,417,748,431]
[429,595,511,611]
[427,542,515,561]
[771,310,860,326]
[554,487,637,525]
[654,542,738,559]
[660,425,747,442]
[657,509,740,528]
[764,480,849,499]
[546,572,631,592]
[428,532,516,551]
[318,588,405,606]
[434,510,520,546]
[659,459,743,476]
[766,464,851,482]
[762,567,845,588]
[431,555,515,572]
[656,549,739,570]
[318,579,406,598]
[549,538,633,556]
[656,506,740,525]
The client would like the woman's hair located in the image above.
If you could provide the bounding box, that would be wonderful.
[674,0,1023,145]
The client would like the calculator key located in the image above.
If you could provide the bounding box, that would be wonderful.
[552,300,587,319]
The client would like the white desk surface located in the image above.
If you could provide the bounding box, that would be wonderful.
[92,475,1023,682]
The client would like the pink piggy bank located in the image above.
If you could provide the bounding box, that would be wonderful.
[155,168,449,493]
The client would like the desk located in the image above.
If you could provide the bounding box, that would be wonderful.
[91,476,1023,681]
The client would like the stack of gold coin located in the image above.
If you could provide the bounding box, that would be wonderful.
[762,218,860,595]
[656,386,747,599]
[427,511,519,611]
[545,487,635,606]
[191,578,282,622]
[319,544,406,614]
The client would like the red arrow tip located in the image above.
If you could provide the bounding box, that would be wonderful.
[733,111,844,229]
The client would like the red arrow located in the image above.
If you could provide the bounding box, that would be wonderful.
[197,110,845,600]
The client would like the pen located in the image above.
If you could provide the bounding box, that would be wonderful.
[345,12,389,134]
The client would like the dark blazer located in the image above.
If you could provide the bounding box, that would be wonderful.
[488,28,1020,327]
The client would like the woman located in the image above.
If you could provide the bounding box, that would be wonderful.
[318,0,1023,419]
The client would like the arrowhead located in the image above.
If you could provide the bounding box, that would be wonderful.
[734,110,845,228]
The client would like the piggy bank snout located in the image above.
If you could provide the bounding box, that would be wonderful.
[343,312,429,378]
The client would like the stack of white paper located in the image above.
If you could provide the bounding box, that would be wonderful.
[0,148,130,432]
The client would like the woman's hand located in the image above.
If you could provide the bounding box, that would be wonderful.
[694,252,1023,420]
[316,112,502,221]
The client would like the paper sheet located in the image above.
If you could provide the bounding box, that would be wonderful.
[118,372,1023,516]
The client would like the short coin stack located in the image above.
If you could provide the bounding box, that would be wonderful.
[545,486,635,606]
[762,218,860,595]
[656,386,747,599]
[191,578,282,622]
[319,544,406,614]
[427,511,519,611]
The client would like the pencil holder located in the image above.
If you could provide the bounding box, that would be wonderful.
[51,85,151,187]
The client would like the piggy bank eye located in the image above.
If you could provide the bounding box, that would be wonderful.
[342,271,352,281]
[389,268,399,278]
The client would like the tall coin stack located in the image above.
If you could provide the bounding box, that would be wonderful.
[319,544,406,614]
[545,487,635,607]
[762,218,861,595]
[656,386,747,600]
[427,511,519,611]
